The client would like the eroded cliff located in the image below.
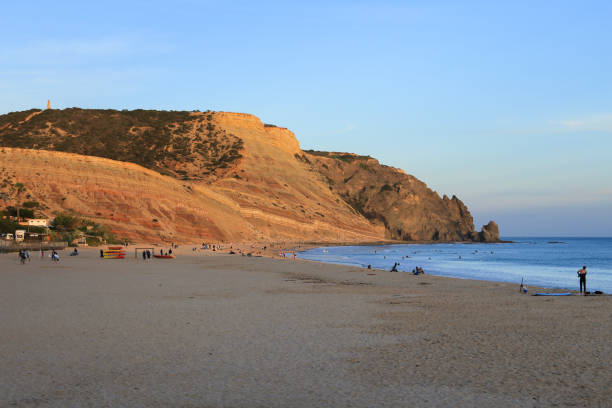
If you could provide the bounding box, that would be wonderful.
[302,151,497,242]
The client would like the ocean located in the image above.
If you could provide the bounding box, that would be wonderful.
[299,237,612,293]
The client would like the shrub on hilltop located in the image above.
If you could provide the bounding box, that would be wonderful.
[0,108,245,180]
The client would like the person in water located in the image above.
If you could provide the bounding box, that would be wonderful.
[577,266,587,293]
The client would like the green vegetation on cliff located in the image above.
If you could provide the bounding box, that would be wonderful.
[0,108,244,180]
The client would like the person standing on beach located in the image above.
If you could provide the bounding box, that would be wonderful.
[577,266,587,293]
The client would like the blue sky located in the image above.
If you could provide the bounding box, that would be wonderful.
[2,1,611,236]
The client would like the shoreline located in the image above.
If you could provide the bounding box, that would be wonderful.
[293,240,609,295]
[18,241,602,295]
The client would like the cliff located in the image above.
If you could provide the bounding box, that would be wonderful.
[0,147,380,242]
[303,151,496,242]
[0,108,499,243]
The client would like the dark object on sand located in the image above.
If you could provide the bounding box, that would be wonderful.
[533,292,574,296]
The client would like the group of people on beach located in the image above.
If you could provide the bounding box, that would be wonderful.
[18,249,30,264]
[279,251,296,259]
[18,248,59,263]
[388,262,425,275]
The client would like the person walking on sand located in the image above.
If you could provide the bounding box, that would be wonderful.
[577,266,587,293]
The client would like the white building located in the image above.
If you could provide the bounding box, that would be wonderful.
[27,219,49,227]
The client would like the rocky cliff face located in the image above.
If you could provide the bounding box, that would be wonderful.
[0,108,499,243]
[303,151,497,242]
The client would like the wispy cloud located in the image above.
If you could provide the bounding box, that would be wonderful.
[337,123,357,135]
[557,113,612,132]
[467,188,612,212]
[0,36,169,66]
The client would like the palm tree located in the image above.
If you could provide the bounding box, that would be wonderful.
[13,183,26,220]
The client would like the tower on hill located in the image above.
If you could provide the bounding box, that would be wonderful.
[46,100,51,110]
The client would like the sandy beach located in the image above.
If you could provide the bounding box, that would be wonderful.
[1,247,610,407]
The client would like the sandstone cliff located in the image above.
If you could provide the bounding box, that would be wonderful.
[0,108,499,243]
[0,147,380,243]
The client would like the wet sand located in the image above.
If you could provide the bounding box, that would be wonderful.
[1,247,610,407]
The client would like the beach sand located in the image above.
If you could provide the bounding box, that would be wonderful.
[1,247,610,407]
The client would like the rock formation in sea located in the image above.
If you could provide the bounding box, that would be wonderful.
[0,108,500,243]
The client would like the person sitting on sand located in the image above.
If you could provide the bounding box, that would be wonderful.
[577,266,587,293]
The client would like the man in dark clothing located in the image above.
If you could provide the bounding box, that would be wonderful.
[577,266,587,293]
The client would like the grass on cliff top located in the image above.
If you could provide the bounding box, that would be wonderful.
[304,150,372,162]
[0,108,244,179]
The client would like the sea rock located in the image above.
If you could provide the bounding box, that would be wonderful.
[480,221,500,242]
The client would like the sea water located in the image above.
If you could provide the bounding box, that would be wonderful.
[299,237,612,293]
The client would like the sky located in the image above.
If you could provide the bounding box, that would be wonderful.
[1,1,611,237]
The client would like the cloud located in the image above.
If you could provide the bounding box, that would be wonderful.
[559,120,584,127]
[335,123,357,135]
[557,113,612,132]
[466,188,612,213]
[0,36,169,66]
